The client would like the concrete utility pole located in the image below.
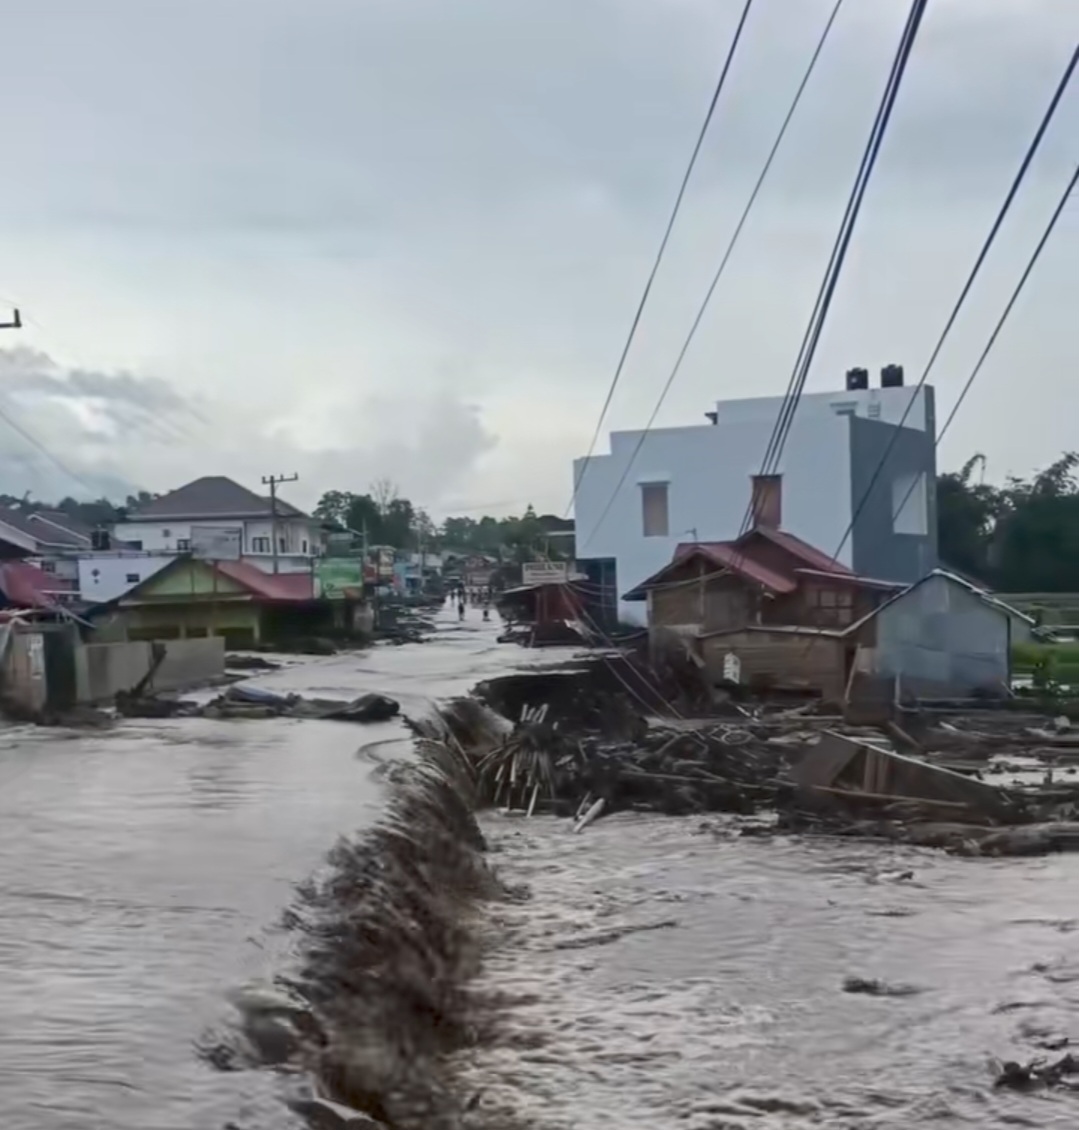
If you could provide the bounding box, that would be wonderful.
[262,472,299,574]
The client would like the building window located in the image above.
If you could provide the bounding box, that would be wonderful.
[128,540,143,551]
[176,538,191,551]
[892,471,928,536]
[162,528,171,537]
[301,539,308,554]
[40,560,56,574]
[126,572,140,583]
[278,537,287,553]
[251,536,270,553]
[640,482,669,538]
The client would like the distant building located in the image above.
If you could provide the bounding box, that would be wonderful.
[573,374,937,625]
[114,476,321,575]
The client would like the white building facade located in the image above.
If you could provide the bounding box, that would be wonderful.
[113,476,322,577]
[573,381,937,625]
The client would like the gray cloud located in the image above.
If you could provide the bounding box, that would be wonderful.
[0,0,1069,514]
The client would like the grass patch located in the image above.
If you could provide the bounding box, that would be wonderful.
[1013,642,1079,687]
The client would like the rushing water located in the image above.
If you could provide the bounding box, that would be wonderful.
[0,612,531,1130]
[458,813,1079,1129]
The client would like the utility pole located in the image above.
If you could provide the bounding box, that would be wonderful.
[262,472,298,574]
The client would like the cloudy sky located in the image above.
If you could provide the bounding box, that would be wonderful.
[0,0,1073,515]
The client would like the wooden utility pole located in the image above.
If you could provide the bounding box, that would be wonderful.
[262,472,299,574]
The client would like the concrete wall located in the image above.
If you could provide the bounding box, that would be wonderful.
[1,629,47,713]
[864,573,1009,698]
[116,518,318,567]
[572,385,934,624]
[849,403,938,584]
[75,637,225,703]
[78,554,174,603]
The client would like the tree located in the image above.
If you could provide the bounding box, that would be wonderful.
[313,490,356,528]
[936,454,998,582]
[370,477,399,516]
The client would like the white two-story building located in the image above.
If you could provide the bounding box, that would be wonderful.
[573,372,938,625]
[114,476,322,575]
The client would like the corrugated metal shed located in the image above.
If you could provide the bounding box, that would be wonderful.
[851,570,1022,699]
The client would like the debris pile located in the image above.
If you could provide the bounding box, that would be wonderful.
[449,664,1079,856]
[117,684,401,724]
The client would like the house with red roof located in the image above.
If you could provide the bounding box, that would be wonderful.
[624,476,900,700]
[102,554,318,648]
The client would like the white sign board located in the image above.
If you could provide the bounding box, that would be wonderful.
[190,525,242,561]
[522,561,568,586]
[722,651,742,685]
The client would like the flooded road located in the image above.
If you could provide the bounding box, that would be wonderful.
[460,813,1079,1129]
[0,612,522,1130]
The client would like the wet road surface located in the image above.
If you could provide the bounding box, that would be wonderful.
[460,813,1079,1129]
[0,611,522,1130]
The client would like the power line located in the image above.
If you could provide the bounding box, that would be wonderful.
[828,44,1078,567]
[568,0,758,512]
[753,0,928,500]
[575,0,849,550]
[896,159,1079,521]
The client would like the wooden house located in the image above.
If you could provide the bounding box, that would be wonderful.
[624,478,900,701]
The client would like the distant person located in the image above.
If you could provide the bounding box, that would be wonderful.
[458,600,466,621]
[482,605,490,622]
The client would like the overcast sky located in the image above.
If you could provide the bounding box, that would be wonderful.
[0,0,1073,516]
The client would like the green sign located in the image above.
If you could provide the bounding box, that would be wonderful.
[316,558,365,600]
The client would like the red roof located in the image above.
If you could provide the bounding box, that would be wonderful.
[215,559,313,601]
[628,525,857,601]
[0,562,74,609]
[746,526,852,574]
[687,542,797,594]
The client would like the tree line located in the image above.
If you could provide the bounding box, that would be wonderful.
[7,456,1079,593]
[937,453,1079,593]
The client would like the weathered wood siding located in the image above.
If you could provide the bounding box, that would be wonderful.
[701,629,848,702]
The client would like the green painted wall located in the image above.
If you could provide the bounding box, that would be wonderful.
[134,559,248,598]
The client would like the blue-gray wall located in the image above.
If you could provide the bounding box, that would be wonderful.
[849,399,937,583]
[866,573,1010,697]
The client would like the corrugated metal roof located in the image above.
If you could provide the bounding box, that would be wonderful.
[128,476,308,520]
[749,526,854,574]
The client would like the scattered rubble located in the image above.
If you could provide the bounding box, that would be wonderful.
[117,684,401,724]
[428,659,1079,857]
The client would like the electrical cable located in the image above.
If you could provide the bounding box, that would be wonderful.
[568,0,758,512]
[896,158,1079,524]
[754,0,928,499]
[575,0,849,550]
[826,44,1078,568]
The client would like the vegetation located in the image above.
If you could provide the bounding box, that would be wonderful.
[1012,641,1079,691]
[6,452,1079,586]
[939,452,1079,593]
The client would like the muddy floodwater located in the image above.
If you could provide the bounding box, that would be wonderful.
[0,614,526,1130]
[461,813,1079,1129]
[6,612,1079,1129]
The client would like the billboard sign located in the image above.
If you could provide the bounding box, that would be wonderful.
[190,525,242,561]
[316,558,365,600]
[522,561,568,586]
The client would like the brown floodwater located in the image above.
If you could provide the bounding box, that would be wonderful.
[0,611,532,1130]
[458,812,1079,1129]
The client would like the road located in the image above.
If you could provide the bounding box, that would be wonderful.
[0,609,526,1130]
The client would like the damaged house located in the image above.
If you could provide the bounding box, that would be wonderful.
[624,475,899,701]
[626,475,1033,703]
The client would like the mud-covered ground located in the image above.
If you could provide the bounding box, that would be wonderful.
[0,611,549,1130]
[454,811,1079,1129]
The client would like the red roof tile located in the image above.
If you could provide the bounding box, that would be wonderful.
[215,560,313,601]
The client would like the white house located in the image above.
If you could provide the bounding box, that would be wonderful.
[114,476,321,576]
[572,375,938,625]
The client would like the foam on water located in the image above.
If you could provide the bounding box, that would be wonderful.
[453,811,1079,1129]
